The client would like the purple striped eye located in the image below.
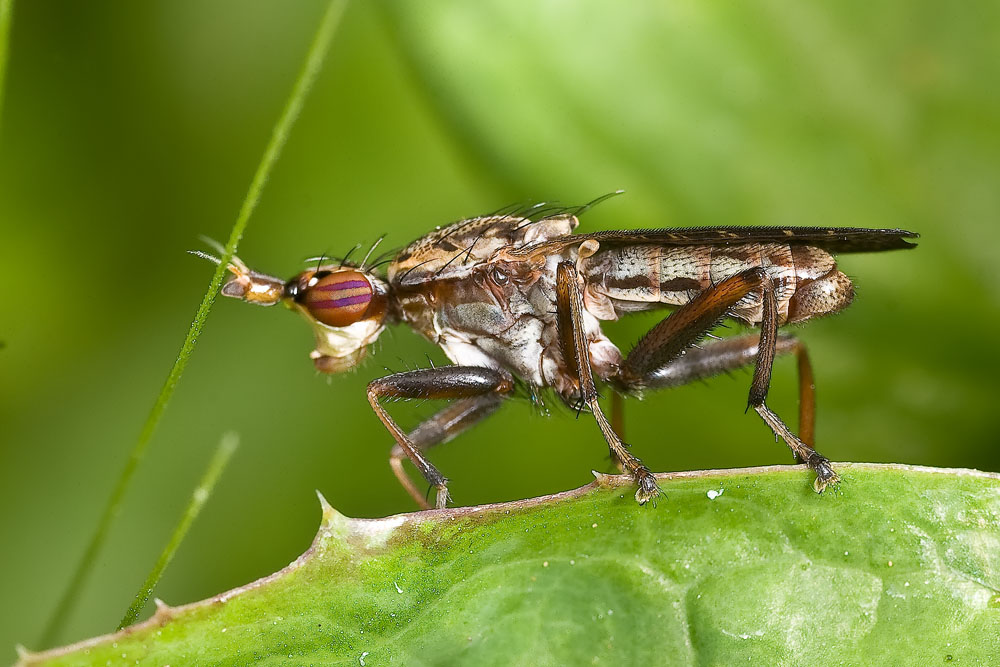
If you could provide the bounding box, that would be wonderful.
[301,269,375,328]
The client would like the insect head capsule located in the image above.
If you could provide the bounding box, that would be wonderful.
[297,269,378,328]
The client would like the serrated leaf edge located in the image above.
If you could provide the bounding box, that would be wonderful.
[18,463,999,665]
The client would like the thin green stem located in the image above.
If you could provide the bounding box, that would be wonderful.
[0,0,14,126]
[118,432,240,630]
[38,0,349,648]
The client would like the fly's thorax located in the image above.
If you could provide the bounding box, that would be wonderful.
[402,268,547,385]
[435,259,550,339]
[388,213,578,287]
[387,211,580,350]
[392,239,604,391]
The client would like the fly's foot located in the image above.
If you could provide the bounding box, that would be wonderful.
[433,483,451,509]
[634,468,661,505]
[424,467,451,509]
[808,453,840,493]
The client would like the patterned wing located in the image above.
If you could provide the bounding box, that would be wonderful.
[506,226,919,257]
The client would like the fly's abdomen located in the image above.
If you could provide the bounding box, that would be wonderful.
[709,243,797,322]
[581,245,701,311]
[581,245,710,318]
[581,243,802,324]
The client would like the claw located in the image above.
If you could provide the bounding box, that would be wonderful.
[812,459,841,493]
[433,484,451,509]
[634,472,662,505]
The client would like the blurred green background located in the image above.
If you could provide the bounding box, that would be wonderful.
[1,0,998,655]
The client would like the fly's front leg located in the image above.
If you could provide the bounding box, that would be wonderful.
[556,261,659,505]
[751,280,838,492]
[389,394,504,509]
[368,367,514,509]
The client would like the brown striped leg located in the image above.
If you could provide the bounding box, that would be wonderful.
[634,333,816,455]
[556,261,659,504]
[367,367,514,509]
[389,395,504,509]
[619,268,770,384]
[616,269,836,492]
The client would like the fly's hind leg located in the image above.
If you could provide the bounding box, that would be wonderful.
[368,367,514,509]
[635,333,816,456]
[616,270,837,492]
[389,394,504,509]
[749,282,837,491]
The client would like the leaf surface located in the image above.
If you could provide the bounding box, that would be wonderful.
[22,464,1000,666]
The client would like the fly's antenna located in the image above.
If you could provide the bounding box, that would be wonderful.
[361,235,386,270]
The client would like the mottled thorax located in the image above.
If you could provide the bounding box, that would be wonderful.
[387,213,621,400]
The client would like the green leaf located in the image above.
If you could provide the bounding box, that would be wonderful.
[20,464,1000,665]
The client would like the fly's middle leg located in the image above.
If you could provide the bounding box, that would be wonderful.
[556,261,659,504]
[367,367,513,509]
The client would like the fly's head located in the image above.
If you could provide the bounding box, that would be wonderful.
[285,265,389,373]
[196,249,388,373]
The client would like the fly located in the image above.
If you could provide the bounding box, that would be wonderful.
[198,197,918,509]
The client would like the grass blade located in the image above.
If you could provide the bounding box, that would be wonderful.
[118,432,240,630]
[0,0,14,125]
[38,0,349,647]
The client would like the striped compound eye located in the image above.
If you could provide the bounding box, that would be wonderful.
[300,269,376,328]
